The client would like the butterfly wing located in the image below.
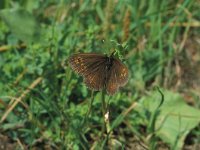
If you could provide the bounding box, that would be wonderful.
[69,53,106,76]
[69,53,129,94]
[69,53,107,91]
[113,58,129,86]
[84,63,107,91]
[106,58,129,95]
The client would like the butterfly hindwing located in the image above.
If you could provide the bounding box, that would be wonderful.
[84,63,107,91]
[106,68,119,95]
[114,58,129,86]
[106,58,129,95]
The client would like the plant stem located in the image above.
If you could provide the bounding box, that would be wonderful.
[101,90,107,136]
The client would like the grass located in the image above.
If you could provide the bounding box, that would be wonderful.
[0,0,200,149]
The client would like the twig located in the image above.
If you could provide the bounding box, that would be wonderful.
[16,138,25,150]
[14,68,27,85]
[0,98,7,107]
[0,77,43,123]
[145,21,200,27]
[0,96,28,110]
[0,43,26,52]
[122,101,138,116]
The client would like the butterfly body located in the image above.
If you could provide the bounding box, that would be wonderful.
[105,56,114,71]
[69,53,128,95]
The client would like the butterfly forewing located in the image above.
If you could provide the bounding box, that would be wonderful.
[69,53,108,91]
[69,53,106,76]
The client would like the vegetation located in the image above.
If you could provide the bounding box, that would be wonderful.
[0,0,200,149]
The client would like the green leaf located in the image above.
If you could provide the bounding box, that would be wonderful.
[137,89,200,149]
[0,8,44,43]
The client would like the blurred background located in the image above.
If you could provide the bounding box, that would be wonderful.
[0,0,200,149]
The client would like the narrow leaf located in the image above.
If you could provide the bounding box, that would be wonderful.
[0,8,44,43]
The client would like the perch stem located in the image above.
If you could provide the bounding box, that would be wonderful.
[101,90,107,136]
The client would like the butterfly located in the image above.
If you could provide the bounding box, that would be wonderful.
[68,52,129,95]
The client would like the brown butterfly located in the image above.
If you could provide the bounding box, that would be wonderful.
[68,52,128,95]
